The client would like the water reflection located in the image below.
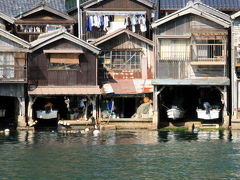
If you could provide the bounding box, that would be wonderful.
[0,129,237,146]
[0,130,240,179]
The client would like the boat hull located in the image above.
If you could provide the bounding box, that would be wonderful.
[196,109,220,120]
[36,110,58,119]
[167,108,184,120]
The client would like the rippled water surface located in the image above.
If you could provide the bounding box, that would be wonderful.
[1,130,240,180]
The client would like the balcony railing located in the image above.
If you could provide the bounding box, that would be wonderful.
[0,65,27,82]
[192,44,225,62]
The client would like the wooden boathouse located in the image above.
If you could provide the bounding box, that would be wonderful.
[93,29,154,128]
[152,1,231,128]
[0,13,30,127]
[230,11,240,129]
[27,29,101,127]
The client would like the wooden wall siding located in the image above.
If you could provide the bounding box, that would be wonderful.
[99,34,147,49]
[45,39,83,51]
[16,11,71,24]
[156,15,227,36]
[156,61,226,79]
[28,48,97,87]
[0,84,24,97]
[156,16,190,36]
[190,66,225,78]
[88,0,152,11]
[191,16,226,32]
[28,52,48,86]
[0,19,5,30]
[98,33,153,80]
[0,36,22,48]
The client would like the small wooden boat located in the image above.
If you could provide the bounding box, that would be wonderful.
[196,109,220,120]
[167,106,185,120]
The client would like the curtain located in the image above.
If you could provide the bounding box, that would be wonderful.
[0,53,14,78]
[160,39,190,60]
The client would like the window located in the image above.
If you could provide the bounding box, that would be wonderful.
[159,39,190,60]
[0,53,14,78]
[193,39,224,61]
[48,54,80,70]
[98,50,141,70]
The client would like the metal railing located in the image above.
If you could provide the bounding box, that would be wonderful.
[159,44,225,62]
[193,44,225,62]
[0,65,27,82]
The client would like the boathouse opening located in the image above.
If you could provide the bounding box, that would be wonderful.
[31,96,96,127]
[158,86,223,123]
[0,96,18,128]
[100,95,153,119]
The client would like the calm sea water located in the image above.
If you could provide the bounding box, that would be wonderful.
[0,130,240,180]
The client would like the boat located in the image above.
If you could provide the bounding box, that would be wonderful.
[36,110,58,119]
[196,109,220,120]
[167,106,185,120]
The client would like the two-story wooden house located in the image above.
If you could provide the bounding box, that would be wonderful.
[151,2,231,128]
[13,2,76,42]
[27,29,101,126]
[67,0,155,127]
[230,11,240,128]
[93,29,154,126]
[159,0,240,18]
[0,23,30,128]
[68,0,155,41]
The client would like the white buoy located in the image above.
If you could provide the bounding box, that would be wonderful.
[4,129,10,136]
[93,125,100,136]
[85,128,89,132]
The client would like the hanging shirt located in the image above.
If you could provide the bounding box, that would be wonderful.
[100,16,104,28]
[124,16,131,27]
[131,15,137,25]
[88,16,93,31]
[139,16,147,32]
[104,16,109,31]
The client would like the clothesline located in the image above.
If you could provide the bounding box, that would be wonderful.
[86,10,146,16]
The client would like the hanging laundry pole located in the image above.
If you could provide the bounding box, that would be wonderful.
[77,0,83,39]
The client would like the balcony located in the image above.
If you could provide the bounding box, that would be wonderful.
[190,44,226,65]
[156,44,227,79]
[0,65,27,83]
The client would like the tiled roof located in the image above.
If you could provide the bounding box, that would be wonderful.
[66,0,157,11]
[0,0,66,17]
[160,0,240,10]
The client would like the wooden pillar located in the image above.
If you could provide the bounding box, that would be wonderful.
[153,86,159,128]
[217,86,229,128]
[92,95,97,120]
[27,96,37,126]
[86,95,97,122]
[153,86,165,129]
[17,97,26,127]
[223,86,230,128]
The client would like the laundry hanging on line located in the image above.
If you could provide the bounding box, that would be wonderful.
[86,14,147,33]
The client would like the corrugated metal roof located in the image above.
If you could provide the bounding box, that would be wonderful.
[160,0,240,10]
[0,0,66,17]
[102,79,153,94]
[152,78,230,85]
[28,86,101,95]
